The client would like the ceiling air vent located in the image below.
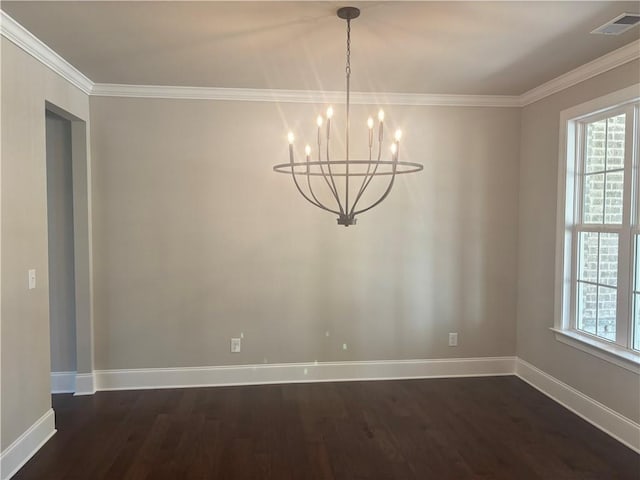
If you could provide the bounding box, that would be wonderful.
[592,13,640,35]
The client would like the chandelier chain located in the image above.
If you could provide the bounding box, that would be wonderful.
[346,19,351,77]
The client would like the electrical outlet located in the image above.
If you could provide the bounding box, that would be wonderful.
[448,332,458,347]
[231,338,241,353]
[342,343,348,350]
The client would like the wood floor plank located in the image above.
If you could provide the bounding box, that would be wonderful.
[12,376,640,480]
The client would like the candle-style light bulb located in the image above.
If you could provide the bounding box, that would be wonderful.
[378,109,385,122]
[326,107,333,139]
[390,143,397,155]
[367,116,374,148]
[394,129,402,142]
[316,115,323,127]
[287,131,295,164]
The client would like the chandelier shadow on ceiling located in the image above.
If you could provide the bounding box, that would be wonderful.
[273,6,423,226]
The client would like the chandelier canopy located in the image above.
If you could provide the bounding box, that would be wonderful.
[273,6,423,226]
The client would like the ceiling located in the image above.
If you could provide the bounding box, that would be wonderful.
[2,1,639,95]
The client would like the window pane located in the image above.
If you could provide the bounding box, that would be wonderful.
[577,282,597,335]
[597,286,617,341]
[604,172,624,224]
[598,233,618,287]
[635,237,639,351]
[634,294,640,351]
[585,119,606,173]
[578,232,598,283]
[635,235,640,291]
[606,114,625,170]
[583,173,604,223]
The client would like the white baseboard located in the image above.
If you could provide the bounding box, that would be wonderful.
[74,373,96,396]
[50,372,76,394]
[0,409,56,480]
[515,358,640,453]
[95,356,517,391]
[48,357,639,455]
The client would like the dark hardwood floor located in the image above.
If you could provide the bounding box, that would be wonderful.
[13,376,639,479]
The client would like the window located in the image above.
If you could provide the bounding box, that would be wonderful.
[555,85,640,371]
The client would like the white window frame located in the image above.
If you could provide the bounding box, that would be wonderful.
[554,84,640,373]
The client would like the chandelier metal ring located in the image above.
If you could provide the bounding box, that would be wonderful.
[273,160,424,177]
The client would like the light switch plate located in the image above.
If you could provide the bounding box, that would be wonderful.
[28,269,36,290]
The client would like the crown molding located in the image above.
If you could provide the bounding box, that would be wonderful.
[519,39,640,107]
[91,83,520,107]
[1,10,638,107]
[0,10,93,94]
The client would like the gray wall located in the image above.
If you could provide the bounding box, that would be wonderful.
[45,111,77,373]
[3,17,637,460]
[1,38,90,450]
[89,98,520,369]
[516,59,640,423]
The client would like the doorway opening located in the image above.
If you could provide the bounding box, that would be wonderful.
[46,110,77,394]
[44,102,93,396]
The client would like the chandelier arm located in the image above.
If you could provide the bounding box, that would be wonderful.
[350,117,384,214]
[350,135,383,216]
[305,165,340,215]
[352,157,399,216]
[352,145,373,207]
[316,134,344,211]
[291,169,338,214]
[319,167,344,213]
[289,149,338,214]
[305,159,323,208]
[324,139,345,215]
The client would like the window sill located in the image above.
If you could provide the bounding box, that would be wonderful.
[551,328,640,374]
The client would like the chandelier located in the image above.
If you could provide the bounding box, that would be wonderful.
[273,6,423,226]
